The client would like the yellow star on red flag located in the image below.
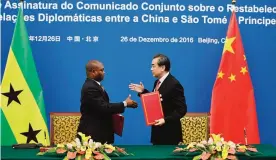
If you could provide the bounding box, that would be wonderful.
[217,71,225,79]
[240,67,248,75]
[228,73,236,82]
[223,37,236,54]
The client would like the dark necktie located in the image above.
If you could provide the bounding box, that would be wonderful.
[100,85,109,100]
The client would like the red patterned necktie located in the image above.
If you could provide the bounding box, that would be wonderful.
[154,80,161,91]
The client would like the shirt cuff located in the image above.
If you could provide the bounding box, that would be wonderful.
[123,101,127,107]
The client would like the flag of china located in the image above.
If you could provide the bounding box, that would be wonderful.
[210,10,260,144]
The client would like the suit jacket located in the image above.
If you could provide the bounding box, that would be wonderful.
[141,74,187,145]
[77,78,125,144]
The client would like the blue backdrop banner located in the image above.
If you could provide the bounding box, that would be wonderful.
[1,0,276,145]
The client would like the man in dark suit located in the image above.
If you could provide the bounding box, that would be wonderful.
[129,54,187,145]
[77,60,137,144]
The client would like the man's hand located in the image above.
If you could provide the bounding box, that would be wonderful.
[125,94,138,108]
[129,82,145,93]
[154,118,165,126]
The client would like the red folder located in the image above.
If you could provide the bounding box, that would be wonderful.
[112,114,124,137]
[140,91,164,126]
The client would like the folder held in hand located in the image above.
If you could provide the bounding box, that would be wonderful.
[112,114,124,136]
[140,91,164,126]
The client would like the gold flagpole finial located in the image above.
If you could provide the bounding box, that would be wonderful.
[232,0,236,5]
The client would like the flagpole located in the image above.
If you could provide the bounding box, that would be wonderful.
[232,0,236,12]
[231,0,250,146]
[18,0,49,147]
[20,0,24,10]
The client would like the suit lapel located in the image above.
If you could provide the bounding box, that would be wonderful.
[103,90,109,102]
[88,78,109,102]
[98,85,109,102]
[157,74,172,94]
[152,80,158,92]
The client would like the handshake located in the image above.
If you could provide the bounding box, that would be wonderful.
[123,82,145,108]
[122,82,147,108]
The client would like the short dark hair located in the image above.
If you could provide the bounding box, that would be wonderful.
[85,60,101,76]
[153,54,171,71]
